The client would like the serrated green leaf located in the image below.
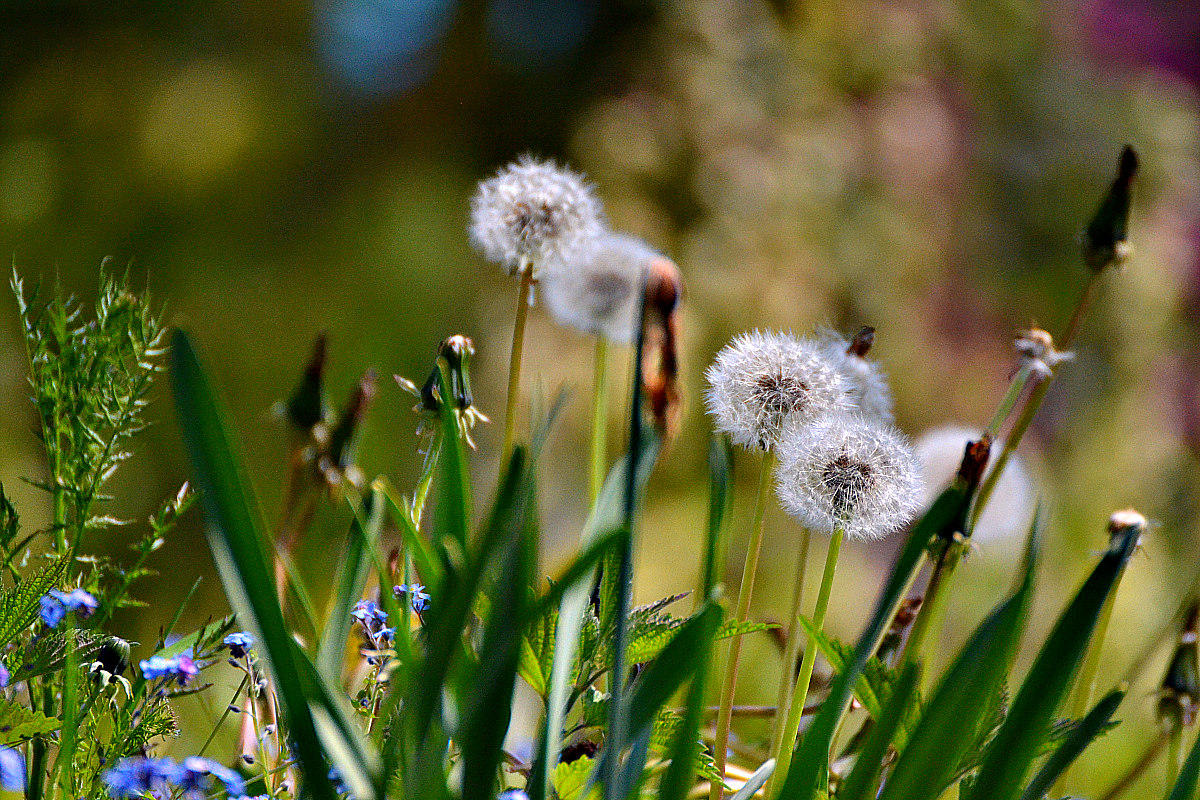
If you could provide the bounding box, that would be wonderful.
[0,557,69,649]
[1018,689,1124,800]
[0,698,60,744]
[553,756,600,800]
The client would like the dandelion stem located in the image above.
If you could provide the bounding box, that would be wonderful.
[769,527,845,796]
[590,338,610,506]
[501,264,535,463]
[1100,732,1168,800]
[899,536,966,681]
[1061,271,1103,350]
[712,450,776,800]
[767,526,812,771]
[1168,725,1184,791]
[971,374,1050,528]
[985,362,1033,438]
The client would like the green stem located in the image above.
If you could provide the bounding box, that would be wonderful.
[501,264,535,463]
[1060,272,1102,350]
[900,538,966,676]
[589,338,610,506]
[768,527,845,796]
[711,450,776,800]
[768,527,812,768]
[985,363,1033,438]
[1100,733,1167,800]
[1169,726,1184,792]
[970,375,1050,529]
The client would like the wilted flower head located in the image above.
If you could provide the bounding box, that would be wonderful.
[469,155,605,276]
[775,414,921,541]
[396,335,489,449]
[705,331,854,450]
[541,231,664,344]
[818,326,894,423]
[1014,328,1073,378]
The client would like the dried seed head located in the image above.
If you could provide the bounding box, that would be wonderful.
[541,232,660,343]
[705,331,854,451]
[1014,328,1073,377]
[818,327,895,423]
[775,414,921,541]
[1108,507,1147,552]
[469,155,605,276]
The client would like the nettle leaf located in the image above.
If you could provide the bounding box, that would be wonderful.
[552,755,599,800]
[651,709,722,784]
[0,556,69,648]
[596,613,775,673]
[10,630,107,683]
[0,698,60,744]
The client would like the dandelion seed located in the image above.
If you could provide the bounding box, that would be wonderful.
[775,414,921,540]
[705,331,854,450]
[541,231,667,344]
[469,155,605,276]
[818,326,895,423]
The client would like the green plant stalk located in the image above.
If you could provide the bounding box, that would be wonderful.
[1100,733,1167,800]
[590,338,610,506]
[1066,580,1122,724]
[985,363,1033,438]
[501,263,535,462]
[971,375,1050,528]
[901,538,967,676]
[1169,725,1184,793]
[767,526,812,767]
[768,527,845,796]
[711,450,776,800]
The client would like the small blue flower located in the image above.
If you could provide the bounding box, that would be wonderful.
[223,632,254,658]
[39,595,66,628]
[497,791,529,800]
[351,600,387,626]
[328,765,352,796]
[0,746,24,792]
[140,653,200,686]
[394,583,430,614]
[175,756,245,798]
[101,757,176,798]
[0,661,9,689]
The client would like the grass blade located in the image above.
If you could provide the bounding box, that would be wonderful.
[879,518,1040,800]
[839,663,920,800]
[730,760,775,800]
[1168,720,1200,800]
[968,521,1143,800]
[169,329,339,800]
[1018,689,1124,800]
[317,490,383,682]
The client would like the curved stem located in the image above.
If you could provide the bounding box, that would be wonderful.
[768,527,812,766]
[711,450,776,800]
[589,338,610,506]
[970,376,1050,529]
[1100,732,1167,800]
[768,527,845,796]
[501,265,535,462]
[1061,272,1102,350]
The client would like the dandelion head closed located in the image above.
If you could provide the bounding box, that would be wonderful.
[775,414,921,541]
[705,331,854,451]
[469,155,605,276]
[817,326,895,423]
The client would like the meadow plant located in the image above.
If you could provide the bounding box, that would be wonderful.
[3,143,1198,800]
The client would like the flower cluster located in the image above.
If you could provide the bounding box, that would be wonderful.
[352,600,394,649]
[103,755,244,799]
[38,587,97,628]
[140,652,200,685]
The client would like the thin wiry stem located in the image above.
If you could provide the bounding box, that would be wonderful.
[767,527,844,796]
[1100,733,1167,800]
[712,449,776,800]
[501,263,535,462]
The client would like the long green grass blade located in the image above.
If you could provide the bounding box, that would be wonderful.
[169,329,338,800]
[839,663,920,800]
[701,436,733,601]
[1018,689,1124,800]
[879,519,1040,800]
[1168,719,1200,800]
[774,479,969,798]
[968,522,1143,800]
[317,490,383,682]
[528,438,661,800]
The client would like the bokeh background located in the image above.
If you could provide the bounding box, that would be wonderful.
[2,0,1200,794]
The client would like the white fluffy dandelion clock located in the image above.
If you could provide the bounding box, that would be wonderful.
[704,331,855,451]
[468,155,606,277]
[819,327,895,423]
[775,414,921,541]
[540,232,663,344]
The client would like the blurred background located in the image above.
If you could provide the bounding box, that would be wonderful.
[2,0,1199,793]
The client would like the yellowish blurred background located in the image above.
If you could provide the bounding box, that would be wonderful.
[2,0,1199,794]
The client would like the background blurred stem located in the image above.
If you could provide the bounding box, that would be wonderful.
[1061,272,1103,350]
[711,449,775,800]
[590,338,609,506]
[985,363,1032,438]
[1168,726,1184,791]
[501,263,534,462]
[971,375,1050,527]
[768,527,845,796]
[1101,732,1168,800]
[900,537,966,679]
[768,527,812,770]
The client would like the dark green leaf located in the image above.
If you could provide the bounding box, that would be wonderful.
[840,664,920,800]
[1019,689,1124,800]
[318,490,384,682]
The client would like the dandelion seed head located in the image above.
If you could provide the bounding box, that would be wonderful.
[469,155,605,275]
[705,331,854,450]
[540,232,661,343]
[817,328,895,423]
[1014,328,1072,377]
[775,414,921,540]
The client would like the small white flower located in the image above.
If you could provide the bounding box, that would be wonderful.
[704,331,855,451]
[775,414,921,541]
[1014,328,1073,378]
[540,232,666,343]
[818,328,895,423]
[468,155,606,276]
